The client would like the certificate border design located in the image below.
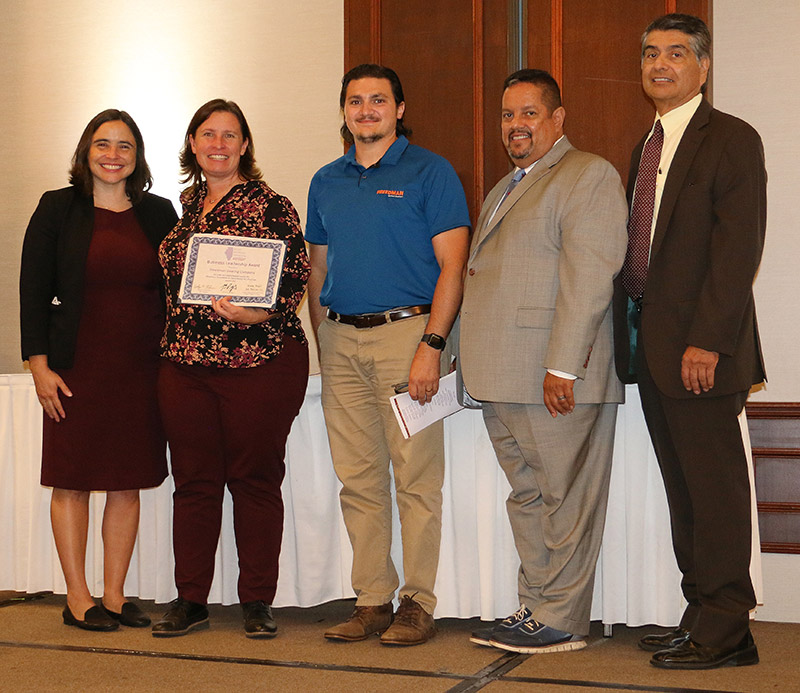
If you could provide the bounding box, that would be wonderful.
[180,233,287,308]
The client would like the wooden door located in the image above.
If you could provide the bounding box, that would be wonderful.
[345,0,710,222]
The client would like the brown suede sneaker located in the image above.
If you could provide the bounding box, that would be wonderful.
[380,595,436,646]
[324,603,394,641]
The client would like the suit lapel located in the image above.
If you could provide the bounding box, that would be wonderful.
[471,175,509,253]
[650,99,711,260]
[472,137,573,257]
[64,191,95,267]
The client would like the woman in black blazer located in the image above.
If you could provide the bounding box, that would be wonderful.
[19,109,177,631]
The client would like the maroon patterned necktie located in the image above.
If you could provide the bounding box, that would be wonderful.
[622,120,664,299]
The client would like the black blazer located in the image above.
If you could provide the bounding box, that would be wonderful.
[19,186,178,368]
[613,99,767,398]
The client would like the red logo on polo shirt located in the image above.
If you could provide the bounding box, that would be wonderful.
[376,189,404,198]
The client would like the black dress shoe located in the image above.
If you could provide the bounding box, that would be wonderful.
[242,600,277,638]
[102,601,151,628]
[651,631,759,669]
[63,604,119,632]
[638,626,691,652]
[151,597,209,637]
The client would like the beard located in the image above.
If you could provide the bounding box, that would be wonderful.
[354,130,388,144]
[508,147,534,161]
[505,129,534,161]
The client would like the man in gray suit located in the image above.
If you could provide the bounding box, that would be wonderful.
[459,69,627,653]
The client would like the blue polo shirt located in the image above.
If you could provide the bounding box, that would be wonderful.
[305,136,470,314]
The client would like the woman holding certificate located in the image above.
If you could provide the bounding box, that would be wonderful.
[153,99,310,639]
[19,109,177,631]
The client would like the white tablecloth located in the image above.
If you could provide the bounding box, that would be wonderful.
[0,373,761,624]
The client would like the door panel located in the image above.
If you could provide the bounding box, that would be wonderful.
[344,0,709,220]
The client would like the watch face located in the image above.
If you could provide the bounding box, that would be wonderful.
[423,333,446,350]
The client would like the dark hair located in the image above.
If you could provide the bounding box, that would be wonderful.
[179,99,261,191]
[642,14,711,63]
[69,109,152,204]
[503,69,562,113]
[339,64,412,144]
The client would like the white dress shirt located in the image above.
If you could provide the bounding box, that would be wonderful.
[643,93,703,246]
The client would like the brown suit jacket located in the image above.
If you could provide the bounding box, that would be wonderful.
[613,99,767,398]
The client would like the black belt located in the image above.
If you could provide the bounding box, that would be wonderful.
[327,304,431,329]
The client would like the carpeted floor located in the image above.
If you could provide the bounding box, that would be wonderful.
[0,593,796,692]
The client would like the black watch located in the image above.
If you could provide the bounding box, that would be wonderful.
[420,333,446,350]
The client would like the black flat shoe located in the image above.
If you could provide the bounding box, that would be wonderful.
[639,626,691,652]
[63,604,119,632]
[152,597,209,637]
[102,601,151,628]
[651,631,759,669]
[242,600,277,638]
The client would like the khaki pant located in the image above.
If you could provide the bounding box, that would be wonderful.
[482,401,617,635]
[318,314,444,614]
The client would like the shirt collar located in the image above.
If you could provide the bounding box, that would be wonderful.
[345,135,410,169]
[656,93,702,139]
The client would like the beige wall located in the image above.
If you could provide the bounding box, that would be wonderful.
[714,1,800,404]
[1,0,343,373]
[713,0,800,623]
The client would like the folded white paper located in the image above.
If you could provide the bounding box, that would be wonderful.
[390,371,464,439]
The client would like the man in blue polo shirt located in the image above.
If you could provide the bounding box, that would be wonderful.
[306,63,470,646]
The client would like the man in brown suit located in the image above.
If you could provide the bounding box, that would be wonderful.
[614,14,767,669]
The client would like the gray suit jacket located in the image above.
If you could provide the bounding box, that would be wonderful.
[458,136,628,405]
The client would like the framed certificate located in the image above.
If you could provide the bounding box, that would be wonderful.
[178,233,287,308]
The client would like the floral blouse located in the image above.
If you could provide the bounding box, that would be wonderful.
[159,180,310,368]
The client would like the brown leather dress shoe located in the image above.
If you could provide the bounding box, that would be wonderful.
[324,602,393,641]
[651,631,759,669]
[638,626,690,652]
[380,595,436,646]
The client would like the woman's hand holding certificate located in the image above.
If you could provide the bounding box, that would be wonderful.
[210,296,278,324]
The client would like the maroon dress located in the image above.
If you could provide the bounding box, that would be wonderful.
[41,208,167,491]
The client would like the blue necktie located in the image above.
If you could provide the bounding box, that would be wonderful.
[500,169,526,207]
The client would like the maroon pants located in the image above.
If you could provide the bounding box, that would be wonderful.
[158,337,309,604]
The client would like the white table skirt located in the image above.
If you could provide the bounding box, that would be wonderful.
[0,373,761,624]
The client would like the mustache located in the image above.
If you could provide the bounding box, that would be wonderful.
[507,128,532,140]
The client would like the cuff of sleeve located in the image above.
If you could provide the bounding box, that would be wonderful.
[547,368,577,380]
